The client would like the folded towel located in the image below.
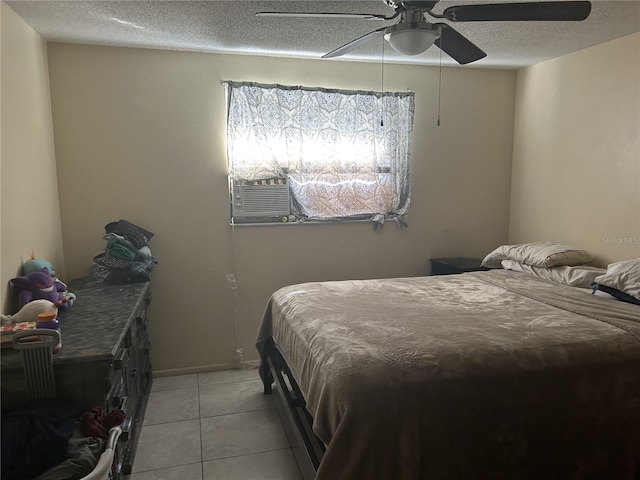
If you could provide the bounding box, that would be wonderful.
[107,242,137,260]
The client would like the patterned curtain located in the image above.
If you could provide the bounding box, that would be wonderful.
[226,82,414,226]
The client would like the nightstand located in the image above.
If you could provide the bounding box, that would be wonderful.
[430,257,490,276]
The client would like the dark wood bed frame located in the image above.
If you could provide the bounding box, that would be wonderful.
[262,337,324,479]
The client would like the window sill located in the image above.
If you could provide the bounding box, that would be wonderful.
[230,218,372,227]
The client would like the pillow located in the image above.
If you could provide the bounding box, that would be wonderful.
[592,258,640,303]
[482,241,593,269]
[501,260,605,288]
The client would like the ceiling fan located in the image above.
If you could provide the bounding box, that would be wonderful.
[256,1,592,65]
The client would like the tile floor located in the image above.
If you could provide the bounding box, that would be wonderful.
[128,368,306,480]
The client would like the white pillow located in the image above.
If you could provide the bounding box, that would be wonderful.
[482,241,593,269]
[501,260,606,288]
[593,259,640,300]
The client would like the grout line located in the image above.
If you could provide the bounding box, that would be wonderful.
[198,380,262,390]
[130,460,202,475]
[202,446,295,463]
[197,375,261,388]
[139,417,201,428]
[198,405,277,421]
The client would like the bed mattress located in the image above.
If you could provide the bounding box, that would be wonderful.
[256,270,640,480]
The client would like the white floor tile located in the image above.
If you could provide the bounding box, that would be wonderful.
[202,449,302,480]
[132,419,201,473]
[133,370,310,479]
[200,409,290,461]
[152,374,198,392]
[129,462,203,480]
[144,387,200,425]
[199,379,273,418]
[198,368,260,386]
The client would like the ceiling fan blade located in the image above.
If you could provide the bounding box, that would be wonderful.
[322,27,388,58]
[256,12,388,20]
[433,23,487,64]
[443,1,591,22]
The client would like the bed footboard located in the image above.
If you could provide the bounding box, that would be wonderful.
[262,338,324,477]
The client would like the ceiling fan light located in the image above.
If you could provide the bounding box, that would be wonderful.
[386,28,438,56]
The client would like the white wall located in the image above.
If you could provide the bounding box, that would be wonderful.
[510,32,640,265]
[46,44,516,374]
[1,2,65,315]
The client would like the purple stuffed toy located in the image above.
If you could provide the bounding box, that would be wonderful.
[10,267,71,308]
[23,256,75,307]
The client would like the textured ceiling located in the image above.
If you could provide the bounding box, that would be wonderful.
[6,0,640,68]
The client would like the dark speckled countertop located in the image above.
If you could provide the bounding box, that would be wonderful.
[1,275,150,370]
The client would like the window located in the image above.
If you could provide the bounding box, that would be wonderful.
[226,82,415,229]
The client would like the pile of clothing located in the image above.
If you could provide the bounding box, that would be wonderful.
[1,400,125,480]
[93,219,157,283]
[79,406,124,440]
[1,399,81,480]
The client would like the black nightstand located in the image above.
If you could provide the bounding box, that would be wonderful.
[430,257,490,276]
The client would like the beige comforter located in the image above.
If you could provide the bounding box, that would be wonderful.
[256,270,640,479]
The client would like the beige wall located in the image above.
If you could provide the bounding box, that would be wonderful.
[46,44,515,374]
[11,11,637,376]
[1,2,65,315]
[510,32,640,266]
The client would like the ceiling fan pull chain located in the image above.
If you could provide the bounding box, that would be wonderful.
[437,36,442,127]
[380,37,385,127]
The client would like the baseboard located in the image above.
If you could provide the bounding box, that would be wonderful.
[153,359,260,378]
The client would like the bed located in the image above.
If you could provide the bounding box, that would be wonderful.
[256,266,640,480]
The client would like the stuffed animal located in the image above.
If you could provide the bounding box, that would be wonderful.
[0,299,57,325]
[10,267,75,309]
[22,256,76,308]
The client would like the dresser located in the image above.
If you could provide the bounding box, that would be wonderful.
[1,274,153,478]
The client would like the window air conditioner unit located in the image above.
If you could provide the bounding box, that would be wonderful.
[232,178,290,221]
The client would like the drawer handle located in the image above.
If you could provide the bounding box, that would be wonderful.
[136,316,148,331]
[121,416,132,433]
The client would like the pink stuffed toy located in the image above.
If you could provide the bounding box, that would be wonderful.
[10,267,72,308]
